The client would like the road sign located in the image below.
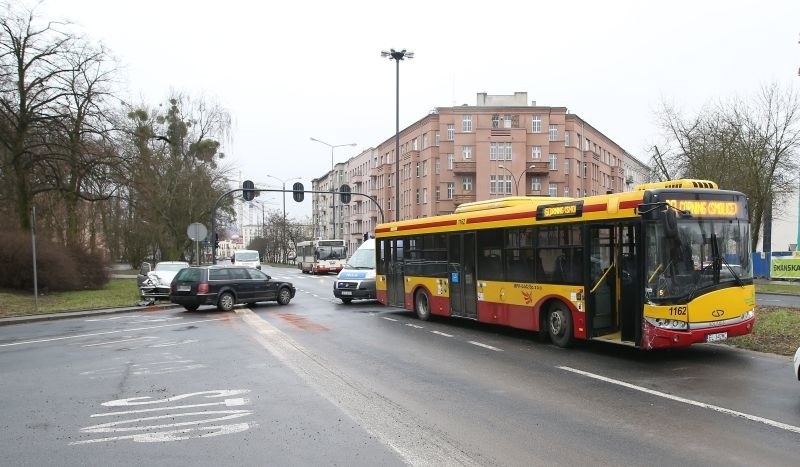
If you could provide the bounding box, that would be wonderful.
[187,222,208,241]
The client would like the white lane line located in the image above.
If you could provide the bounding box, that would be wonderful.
[236,309,482,466]
[0,318,226,348]
[82,336,158,347]
[91,398,250,417]
[405,323,424,329]
[468,341,503,352]
[559,366,800,435]
[431,331,453,337]
[382,317,398,322]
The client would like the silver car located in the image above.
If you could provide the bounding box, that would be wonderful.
[138,261,190,300]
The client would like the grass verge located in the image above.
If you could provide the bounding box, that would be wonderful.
[726,306,800,356]
[756,283,800,294]
[0,279,140,319]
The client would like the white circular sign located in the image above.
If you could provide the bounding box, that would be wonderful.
[187,222,208,241]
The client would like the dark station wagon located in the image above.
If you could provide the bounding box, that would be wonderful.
[169,266,296,312]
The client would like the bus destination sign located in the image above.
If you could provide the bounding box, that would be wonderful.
[536,201,584,220]
[665,199,739,217]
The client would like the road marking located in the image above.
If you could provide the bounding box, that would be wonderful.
[147,339,198,348]
[468,341,503,351]
[0,318,225,348]
[81,336,158,347]
[91,398,250,417]
[382,317,398,322]
[236,309,483,466]
[405,323,424,329]
[559,366,800,435]
[431,331,453,337]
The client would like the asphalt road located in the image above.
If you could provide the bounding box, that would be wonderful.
[1,265,798,466]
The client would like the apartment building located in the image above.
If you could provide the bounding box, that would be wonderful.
[312,92,651,255]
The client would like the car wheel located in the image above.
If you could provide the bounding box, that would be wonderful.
[548,302,573,348]
[277,287,292,305]
[217,292,235,312]
[340,298,352,304]
[184,304,199,312]
[414,288,431,321]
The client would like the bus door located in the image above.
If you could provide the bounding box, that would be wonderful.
[448,232,477,319]
[386,238,405,307]
[588,225,617,337]
[588,223,641,343]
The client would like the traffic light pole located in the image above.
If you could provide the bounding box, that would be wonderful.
[210,187,384,264]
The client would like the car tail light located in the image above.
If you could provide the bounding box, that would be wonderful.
[197,282,209,293]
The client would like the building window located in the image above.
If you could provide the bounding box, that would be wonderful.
[422,160,428,176]
[412,137,418,150]
[505,142,512,160]
[462,115,472,132]
[447,124,454,141]
[492,114,500,128]
[531,177,541,191]
[532,115,541,133]
[490,143,498,161]
[549,124,558,141]
[564,159,570,174]
[504,175,512,194]
[549,183,558,196]
[490,175,497,194]
[463,176,473,191]
[422,133,429,148]
[564,131,570,147]
[549,153,558,170]
[564,186,570,197]
[416,188,420,204]
[415,162,420,177]
[531,145,541,159]
[435,186,441,200]
[423,188,428,203]
[447,182,454,199]
[435,158,441,174]
[462,145,472,160]
[435,131,440,145]
[447,153,454,170]
[490,142,512,161]
[504,114,512,128]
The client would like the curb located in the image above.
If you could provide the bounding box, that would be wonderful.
[0,303,182,326]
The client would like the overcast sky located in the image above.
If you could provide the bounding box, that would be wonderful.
[45,0,800,241]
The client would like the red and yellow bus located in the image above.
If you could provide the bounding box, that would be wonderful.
[375,179,755,349]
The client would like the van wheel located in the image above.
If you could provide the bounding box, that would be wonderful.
[414,289,431,321]
[548,302,573,348]
[277,287,292,305]
[217,292,235,311]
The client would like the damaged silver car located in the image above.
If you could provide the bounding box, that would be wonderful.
[138,261,190,301]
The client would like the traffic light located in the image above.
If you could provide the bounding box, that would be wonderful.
[242,180,255,201]
[339,184,351,204]
[292,182,304,202]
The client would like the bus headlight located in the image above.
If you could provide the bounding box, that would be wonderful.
[740,310,754,321]
[645,317,689,330]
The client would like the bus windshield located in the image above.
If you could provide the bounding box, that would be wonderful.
[645,217,752,303]
[317,245,346,261]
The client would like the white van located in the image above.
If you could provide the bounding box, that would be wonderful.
[333,239,376,303]
[231,249,262,270]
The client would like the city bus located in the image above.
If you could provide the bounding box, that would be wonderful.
[374,179,755,349]
[296,239,347,274]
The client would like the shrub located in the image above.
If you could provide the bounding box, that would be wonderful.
[0,230,109,291]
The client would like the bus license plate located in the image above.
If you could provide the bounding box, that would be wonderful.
[706,332,727,343]
[341,291,352,295]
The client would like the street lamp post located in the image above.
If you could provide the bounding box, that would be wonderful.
[266,174,301,263]
[310,137,356,239]
[381,48,413,222]
[497,164,535,196]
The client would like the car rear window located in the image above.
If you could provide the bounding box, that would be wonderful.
[175,268,202,282]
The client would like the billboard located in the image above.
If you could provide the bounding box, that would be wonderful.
[770,253,800,279]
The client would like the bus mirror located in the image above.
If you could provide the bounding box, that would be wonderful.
[663,209,678,238]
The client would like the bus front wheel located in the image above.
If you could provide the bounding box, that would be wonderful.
[548,302,573,348]
[414,289,431,321]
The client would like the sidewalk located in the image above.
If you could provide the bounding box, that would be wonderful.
[0,303,180,326]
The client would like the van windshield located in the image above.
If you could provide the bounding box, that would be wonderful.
[235,252,259,262]
[346,247,375,269]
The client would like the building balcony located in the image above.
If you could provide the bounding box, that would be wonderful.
[527,162,550,174]
[584,149,600,160]
[453,193,475,205]
[453,161,476,173]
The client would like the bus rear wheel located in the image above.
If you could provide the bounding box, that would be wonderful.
[548,302,573,348]
[414,289,431,321]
